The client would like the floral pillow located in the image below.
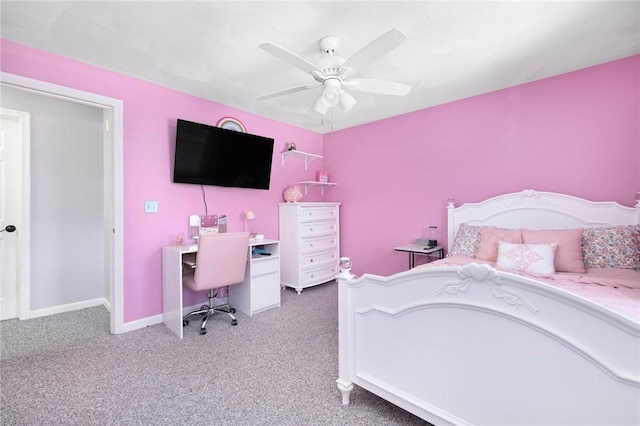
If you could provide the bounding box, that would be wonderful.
[496,242,557,275]
[448,223,482,258]
[582,225,640,270]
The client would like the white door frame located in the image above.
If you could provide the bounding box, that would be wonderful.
[1,72,124,334]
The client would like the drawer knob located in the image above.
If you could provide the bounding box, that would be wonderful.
[310,259,314,263]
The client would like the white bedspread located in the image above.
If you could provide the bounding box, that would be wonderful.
[425,257,640,322]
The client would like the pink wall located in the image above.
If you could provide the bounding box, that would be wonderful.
[2,39,638,321]
[1,39,326,322]
[323,56,639,277]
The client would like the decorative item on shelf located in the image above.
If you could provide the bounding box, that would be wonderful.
[316,170,328,182]
[287,142,297,151]
[216,117,246,132]
[283,185,303,203]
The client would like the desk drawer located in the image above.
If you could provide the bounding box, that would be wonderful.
[300,206,337,222]
[301,250,337,269]
[301,221,337,238]
[301,235,337,253]
[302,264,338,286]
[251,258,279,276]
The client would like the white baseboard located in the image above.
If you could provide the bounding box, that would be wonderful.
[121,313,163,333]
[120,302,209,333]
[29,297,108,319]
[27,298,217,335]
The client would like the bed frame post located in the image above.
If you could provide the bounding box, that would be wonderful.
[335,258,355,405]
[446,197,455,253]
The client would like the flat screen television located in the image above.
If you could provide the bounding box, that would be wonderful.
[173,119,275,190]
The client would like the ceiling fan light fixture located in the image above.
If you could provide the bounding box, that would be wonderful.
[339,90,356,112]
[313,96,329,115]
[322,78,341,106]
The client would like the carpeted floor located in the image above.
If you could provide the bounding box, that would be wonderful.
[1,281,429,425]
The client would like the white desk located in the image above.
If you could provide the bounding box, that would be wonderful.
[162,239,281,338]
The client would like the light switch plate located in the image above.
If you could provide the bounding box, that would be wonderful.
[144,200,158,213]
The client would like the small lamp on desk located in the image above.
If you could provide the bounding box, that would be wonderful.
[427,226,438,248]
[244,210,255,235]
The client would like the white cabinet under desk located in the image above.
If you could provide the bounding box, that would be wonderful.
[229,240,280,318]
[162,239,281,339]
[278,202,340,294]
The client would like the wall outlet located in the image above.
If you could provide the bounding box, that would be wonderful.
[144,200,158,213]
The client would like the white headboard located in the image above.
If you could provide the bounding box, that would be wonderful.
[447,189,640,253]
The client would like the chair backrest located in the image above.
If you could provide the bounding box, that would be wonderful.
[188,232,250,291]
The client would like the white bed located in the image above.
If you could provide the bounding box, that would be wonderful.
[336,189,639,426]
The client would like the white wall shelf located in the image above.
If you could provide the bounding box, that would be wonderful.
[297,181,337,196]
[281,150,323,169]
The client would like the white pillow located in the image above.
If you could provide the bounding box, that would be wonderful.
[496,241,558,275]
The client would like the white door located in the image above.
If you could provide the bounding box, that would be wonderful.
[0,108,29,320]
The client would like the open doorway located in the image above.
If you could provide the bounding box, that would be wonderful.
[0,72,124,334]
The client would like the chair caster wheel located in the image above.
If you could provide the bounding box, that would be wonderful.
[230,308,236,314]
[231,319,238,326]
[199,328,207,335]
[183,320,189,327]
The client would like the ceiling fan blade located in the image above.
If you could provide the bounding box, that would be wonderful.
[259,42,323,75]
[257,83,321,100]
[343,78,412,96]
[340,28,407,75]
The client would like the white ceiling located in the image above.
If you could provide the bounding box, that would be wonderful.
[1,1,639,134]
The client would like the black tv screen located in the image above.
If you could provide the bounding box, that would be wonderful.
[173,119,275,190]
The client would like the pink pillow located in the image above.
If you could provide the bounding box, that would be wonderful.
[496,242,557,275]
[476,228,522,262]
[521,228,586,274]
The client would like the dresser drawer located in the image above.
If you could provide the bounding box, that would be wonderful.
[301,221,337,238]
[302,263,338,286]
[301,250,337,269]
[300,206,338,222]
[301,235,337,253]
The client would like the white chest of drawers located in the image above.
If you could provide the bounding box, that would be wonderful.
[278,202,340,294]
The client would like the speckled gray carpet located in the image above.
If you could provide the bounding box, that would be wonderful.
[1,281,429,425]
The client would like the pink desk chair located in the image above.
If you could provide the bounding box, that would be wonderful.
[182,232,250,335]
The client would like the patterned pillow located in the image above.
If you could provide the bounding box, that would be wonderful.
[448,223,482,257]
[582,225,640,270]
[496,242,557,275]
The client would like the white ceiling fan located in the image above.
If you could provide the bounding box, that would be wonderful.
[257,28,412,115]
